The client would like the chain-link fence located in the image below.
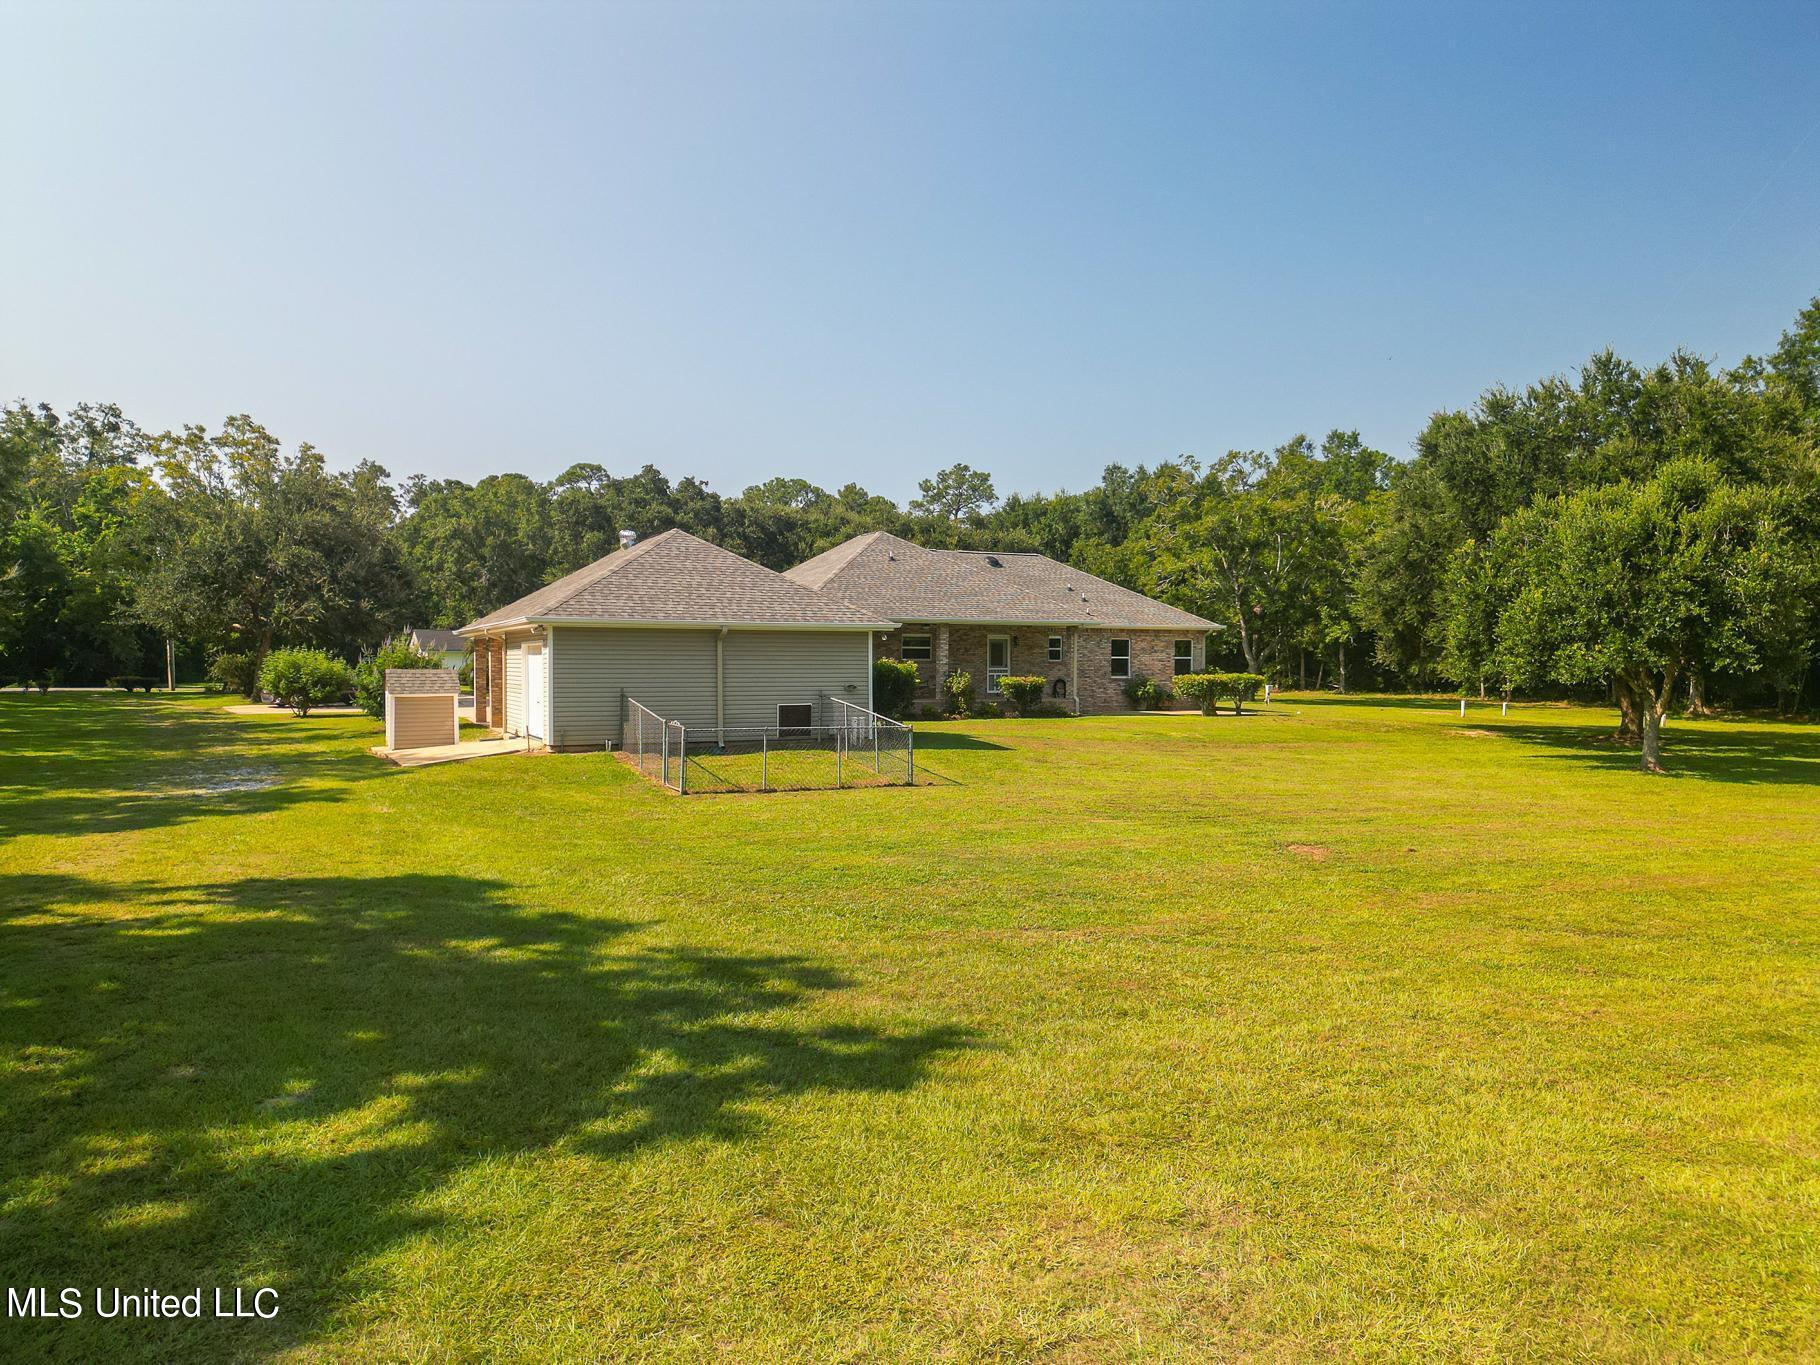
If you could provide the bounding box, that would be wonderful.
[623,694,913,793]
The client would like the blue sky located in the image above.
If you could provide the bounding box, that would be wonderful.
[4,1,1818,503]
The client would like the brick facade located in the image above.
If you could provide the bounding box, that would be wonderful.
[473,637,490,725]
[875,623,1204,715]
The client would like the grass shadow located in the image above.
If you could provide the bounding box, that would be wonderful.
[1489,720,1820,785]
[907,731,1010,751]
[0,872,973,1360]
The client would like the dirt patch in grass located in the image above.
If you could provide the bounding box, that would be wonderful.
[172,766,280,794]
[1286,843,1332,862]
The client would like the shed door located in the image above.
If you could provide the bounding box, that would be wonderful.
[524,643,547,739]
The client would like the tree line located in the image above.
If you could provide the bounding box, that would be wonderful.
[4,295,1817,747]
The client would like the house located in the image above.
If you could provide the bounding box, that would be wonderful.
[408,628,469,673]
[459,529,892,750]
[785,531,1217,714]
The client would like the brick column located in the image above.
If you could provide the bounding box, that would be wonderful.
[493,640,506,728]
[935,625,950,697]
[473,637,490,726]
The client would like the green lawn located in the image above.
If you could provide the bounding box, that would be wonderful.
[2,692,1817,1361]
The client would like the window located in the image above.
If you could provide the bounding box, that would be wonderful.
[986,636,1010,693]
[777,703,813,737]
[1110,638,1131,678]
[1174,639,1193,675]
[1047,635,1062,662]
[900,633,932,661]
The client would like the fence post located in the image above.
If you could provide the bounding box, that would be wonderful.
[836,726,843,787]
[678,724,687,795]
[761,730,768,791]
[906,727,914,785]
[874,728,880,773]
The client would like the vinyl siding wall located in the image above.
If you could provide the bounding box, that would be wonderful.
[390,695,455,749]
[549,625,872,748]
[549,627,718,749]
[722,630,871,728]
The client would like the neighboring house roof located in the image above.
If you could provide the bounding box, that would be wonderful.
[459,528,895,633]
[785,531,1218,631]
[385,668,459,695]
[408,628,466,653]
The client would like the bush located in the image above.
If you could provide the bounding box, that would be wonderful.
[1172,672,1220,714]
[942,669,975,717]
[106,676,159,693]
[259,648,354,716]
[353,638,441,719]
[997,675,1047,716]
[872,658,920,719]
[1123,675,1171,710]
[1174,671,1266,715]
[1218,672,1266,715]
[207,651,260,697]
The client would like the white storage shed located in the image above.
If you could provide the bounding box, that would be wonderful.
[384,668,460,751]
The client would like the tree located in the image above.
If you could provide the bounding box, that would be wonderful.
[132,417,408,671]
[1478,461,1810,771]
[0,402,158,686]
[910,464,997,524]
[1141,445,1357,681]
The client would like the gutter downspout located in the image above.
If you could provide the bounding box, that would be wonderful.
[716,628,726,747]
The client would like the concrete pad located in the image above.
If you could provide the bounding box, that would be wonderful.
[371,735,531,768]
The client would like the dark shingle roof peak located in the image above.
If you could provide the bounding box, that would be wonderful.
[460,529,891,632]
[783,532,1216,631]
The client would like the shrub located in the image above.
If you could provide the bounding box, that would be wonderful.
[1124,675,1171,710]
[872,658,920,719]
[1218,672,1266,715]
[354,638,441,719]
[207,651,260,697]
[106,676,159,693]
[1176,671,1266,715]
[997,675,1047,716]
[259,648,354,716]
[1172,672,1222,714]
[942,669,974,717]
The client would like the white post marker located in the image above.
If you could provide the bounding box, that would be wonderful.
[1502,700,1509,717]
[1459,697,1466,717]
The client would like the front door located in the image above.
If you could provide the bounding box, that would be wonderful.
[986,636,1010,694]
[524,643,547,739]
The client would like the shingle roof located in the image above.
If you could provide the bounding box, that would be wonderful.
[785,531,1217,631]
[408,628,465,652]
[459,529,893,633]
[385,668,460,695]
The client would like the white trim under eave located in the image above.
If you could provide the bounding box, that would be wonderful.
[861,616,1222,631]
[458,617,897,635]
